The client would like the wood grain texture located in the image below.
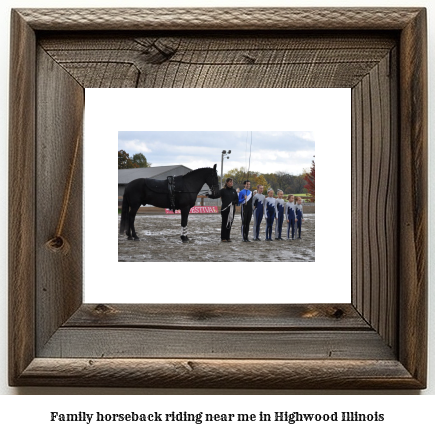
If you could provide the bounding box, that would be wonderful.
[387,47,399,350]
[16,8,422,31]
[8,10,36,386]
[65,304,369,330]
[351,50,398,352]
[8,7,427,389]
[39,33,396,88]
[35,48,84,354]
[39,328,395,360]
[17,358,420,389]
[351,80,362,312]
[398,9,428,386]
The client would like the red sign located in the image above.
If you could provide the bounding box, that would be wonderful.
[165,206,218,214]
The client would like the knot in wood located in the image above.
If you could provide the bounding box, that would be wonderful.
[332,308,345,319]
[45,235,70,255]
[243,53,256,64]
[94,304,116,315]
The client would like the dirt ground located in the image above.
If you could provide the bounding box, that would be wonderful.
[118,213,315,262]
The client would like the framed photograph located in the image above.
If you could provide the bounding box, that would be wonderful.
[9,8,427,388]
[115,129,317,263]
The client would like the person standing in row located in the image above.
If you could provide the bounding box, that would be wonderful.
[274,189,285,240]
[252,185,265,241]
[295,195,305,239]
[207,177,239,242]
[264,188,276,241]
[285,194,297,240]
[239,180,253,242]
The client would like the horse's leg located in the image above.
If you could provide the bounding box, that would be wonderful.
[125,214,131,239]
[180,207,190,242]
[128,203,141,241]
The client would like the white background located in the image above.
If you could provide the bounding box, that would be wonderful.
[0,0,434,420]
[85,88,351,304]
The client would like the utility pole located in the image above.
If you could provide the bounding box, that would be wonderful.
[221,150,231,188]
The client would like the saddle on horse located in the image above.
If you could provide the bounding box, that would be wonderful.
[143,175,184,212]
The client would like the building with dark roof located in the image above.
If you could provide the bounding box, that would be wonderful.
[118,165,191,196]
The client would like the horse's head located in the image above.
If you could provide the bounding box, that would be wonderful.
[207,164,220,195]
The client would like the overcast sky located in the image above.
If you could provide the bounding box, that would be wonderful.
[118,131,315,175]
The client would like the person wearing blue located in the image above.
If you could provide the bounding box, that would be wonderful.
[274,189,285,240]
[285,194,297,240]
[252,185,265,241]
[264,188,276,241]
[238,180,253,242]
[295,196,305,239]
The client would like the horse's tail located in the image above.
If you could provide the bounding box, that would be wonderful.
[119,194,129,234]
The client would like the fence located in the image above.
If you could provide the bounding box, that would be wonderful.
[118,196,315,214]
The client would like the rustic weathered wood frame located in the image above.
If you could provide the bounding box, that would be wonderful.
[9,8,427,388]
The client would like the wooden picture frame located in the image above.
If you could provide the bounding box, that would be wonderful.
[9,8,427,389]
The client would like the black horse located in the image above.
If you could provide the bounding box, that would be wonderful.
[120,164,219,242]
